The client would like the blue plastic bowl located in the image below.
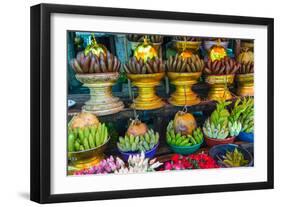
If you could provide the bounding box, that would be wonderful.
[237,132,254,143]
[209,144,253,167]
[118,143,159,161]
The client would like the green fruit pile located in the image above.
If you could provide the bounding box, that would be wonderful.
[117,129,159,152]
[222,148,249,167]
[166,121,203,147]
[239,98,254,133]
[203,101,231,139]
[68,123,109,152]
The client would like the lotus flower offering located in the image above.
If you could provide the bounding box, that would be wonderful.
[67,31,255,177]
[166,54,204,106]
[71,48,124,116]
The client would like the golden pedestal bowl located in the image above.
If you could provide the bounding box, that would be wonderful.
[167,72,202,106]
[76,72,124,116]
[205,74,235,101]
[172,40,201,53]
[127,73,165,110]
[236,73,254,97]
[67,138,110,175]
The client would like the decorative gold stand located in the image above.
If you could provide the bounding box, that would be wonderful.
[127,73,165,110]
[236,73,254,97]
[76,73,124,116]
[67,140,109,175]
[205,74,235,101]
[167,72,202,106]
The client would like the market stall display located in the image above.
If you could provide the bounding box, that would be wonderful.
[67,32,255,176]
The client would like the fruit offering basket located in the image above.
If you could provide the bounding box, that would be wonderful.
[76,72,124,116]
[166,54,204,106]
[67,113,110,174]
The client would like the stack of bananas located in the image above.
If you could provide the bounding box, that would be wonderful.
[203,101,232,139]
[237,62,254,74]
[68,123,108,152]
[166,120,203,146]
[124,56,165,74]
[222,148,249,167]
[70,51,121,74]
[166,54,204,73]
[204,57,241,75]
[238,98,254,133]
[117,129,159,152]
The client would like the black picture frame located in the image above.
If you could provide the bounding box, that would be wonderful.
[30,3,274,204]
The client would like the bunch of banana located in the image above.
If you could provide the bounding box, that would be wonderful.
[238,98,254,133]
[166,54,204,73]
[204,57,241,75]
[117,129,159,152]
[70,51,121,74]
[173,36,201,42]
[228,121,242,136]
[222,148,249,167]
[149,35,163,43]
[228,98,248,124]
[203,101,232,139]
[68,123,109,152]
[203,118,229,139]
[237,62,254,74]
[127,34,163,43]
[124,56,165,74]
[166,121,203,146]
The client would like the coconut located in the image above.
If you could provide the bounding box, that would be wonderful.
[70,112,99,128]
[127,119,148,136]
[173,111,197,135]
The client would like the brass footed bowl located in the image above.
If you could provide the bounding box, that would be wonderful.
[236,73,254,97]
[205,74,235,101]
[75,72,124,116]
[75,72,119,85]
[68,138,110,173]
[127,73,165,110]
[172,40,201,52]
[167,72,202,106]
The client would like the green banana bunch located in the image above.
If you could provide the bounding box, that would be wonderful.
[68,123,109,152]
[203,118,229,139]
[222,148,249,167]
[166,121,203,146]
[228,121,242,136]
[237,97,254,133]
[210,100,231,127]
[117,129,159,152]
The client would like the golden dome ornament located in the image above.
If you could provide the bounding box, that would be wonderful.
[209,39,227,62]
[133,37,158,62]
[84,33,107,57]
